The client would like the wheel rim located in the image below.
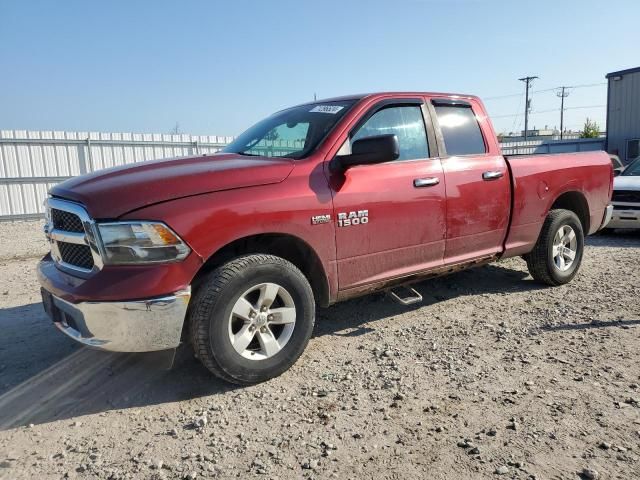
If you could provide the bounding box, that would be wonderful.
[228,282,296,361]
[552,225,577,272]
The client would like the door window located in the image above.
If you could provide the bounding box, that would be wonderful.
[352,106,429,161]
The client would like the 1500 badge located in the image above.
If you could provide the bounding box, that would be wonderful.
[337,210,368,227]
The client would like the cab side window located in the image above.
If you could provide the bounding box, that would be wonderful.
[433,105,486,156]
[352,106,429,161]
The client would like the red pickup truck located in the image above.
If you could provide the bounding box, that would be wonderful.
[38,92,613,384]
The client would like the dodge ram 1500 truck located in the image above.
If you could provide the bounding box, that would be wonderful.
[38,92,614,384]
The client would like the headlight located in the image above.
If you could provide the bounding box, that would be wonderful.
[97,222,190,265]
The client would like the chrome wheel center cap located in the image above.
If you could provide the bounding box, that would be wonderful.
[255,313,268,327]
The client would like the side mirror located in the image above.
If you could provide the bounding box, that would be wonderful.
[330,134,399,173]
[613,168,623,177]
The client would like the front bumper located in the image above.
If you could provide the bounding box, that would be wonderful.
[607,205,640,229]
[599,204,614,230]
[41,287,191,352]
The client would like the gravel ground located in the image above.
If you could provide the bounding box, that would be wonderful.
[0,221,639,480]
[0,220,48,260]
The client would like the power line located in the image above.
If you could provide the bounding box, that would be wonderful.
[530,87,558,94]
[492,113,531,119]
[484,82,606,101]
[565,104,606,110]
[566,82,607,89]
[492,105,606,121]
[484,92,523,100]
[509,91,525,134]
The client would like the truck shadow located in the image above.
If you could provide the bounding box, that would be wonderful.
[315,262,543,338]
[0,304,236,430]
[0,262,541,430]
[587,229,640,248]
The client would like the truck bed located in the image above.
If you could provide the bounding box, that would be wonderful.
[502,151,612,257]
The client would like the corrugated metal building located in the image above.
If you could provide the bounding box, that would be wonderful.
[606,66,640,164]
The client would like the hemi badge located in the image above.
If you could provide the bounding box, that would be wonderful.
[311,214,331,225]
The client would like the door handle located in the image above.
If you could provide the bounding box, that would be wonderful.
[413,177,440,188]
[482,171,504,180]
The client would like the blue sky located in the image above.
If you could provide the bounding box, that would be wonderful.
[0,0,637,136]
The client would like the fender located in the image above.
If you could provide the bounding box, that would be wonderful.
[121,163,339,302]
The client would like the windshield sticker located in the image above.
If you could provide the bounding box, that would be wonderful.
[310,105,344,114]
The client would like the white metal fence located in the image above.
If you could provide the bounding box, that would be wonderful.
[0,130,607,220]
[0,130,234,220]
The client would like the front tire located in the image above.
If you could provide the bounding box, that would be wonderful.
[188,254,315,385]
[526,209,584,286]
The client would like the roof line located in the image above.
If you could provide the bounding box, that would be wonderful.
[606,66,640,78]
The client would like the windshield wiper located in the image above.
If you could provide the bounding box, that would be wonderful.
[235,151,261,157]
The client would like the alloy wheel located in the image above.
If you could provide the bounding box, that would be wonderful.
[552,225,577,271]
[227,282,296,360]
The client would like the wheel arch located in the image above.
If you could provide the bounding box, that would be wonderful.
[192,233,331,308]
[549,190,590,234]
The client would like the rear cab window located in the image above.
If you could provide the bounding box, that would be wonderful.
[432,101,487,156]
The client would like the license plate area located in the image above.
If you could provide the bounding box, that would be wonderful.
[619,211,639,220]
[41,288,62,323]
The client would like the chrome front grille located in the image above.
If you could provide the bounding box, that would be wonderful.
[57,242,95,270]
[612,190,640,203]
[45,198,103,277]
[51,208,85,233]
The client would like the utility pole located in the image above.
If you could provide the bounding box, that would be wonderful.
[518,76,538,141]
[556,86,570,140]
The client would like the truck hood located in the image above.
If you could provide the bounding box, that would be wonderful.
[613,176,640,191]
[50,153,295,218]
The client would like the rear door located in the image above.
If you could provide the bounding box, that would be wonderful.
[329,99,446,290]
[428,98,511,263]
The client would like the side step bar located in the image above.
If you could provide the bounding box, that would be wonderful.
[386,286,423,306]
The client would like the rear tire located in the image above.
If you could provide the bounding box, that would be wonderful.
[526,209,584,286]
[188,254,315,385]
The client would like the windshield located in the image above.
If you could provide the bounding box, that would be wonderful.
[622,158,640,176]
[223,100,356,159]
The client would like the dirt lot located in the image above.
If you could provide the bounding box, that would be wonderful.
[0,221,639,480]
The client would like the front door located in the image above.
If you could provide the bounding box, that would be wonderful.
[328,101,447,290]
